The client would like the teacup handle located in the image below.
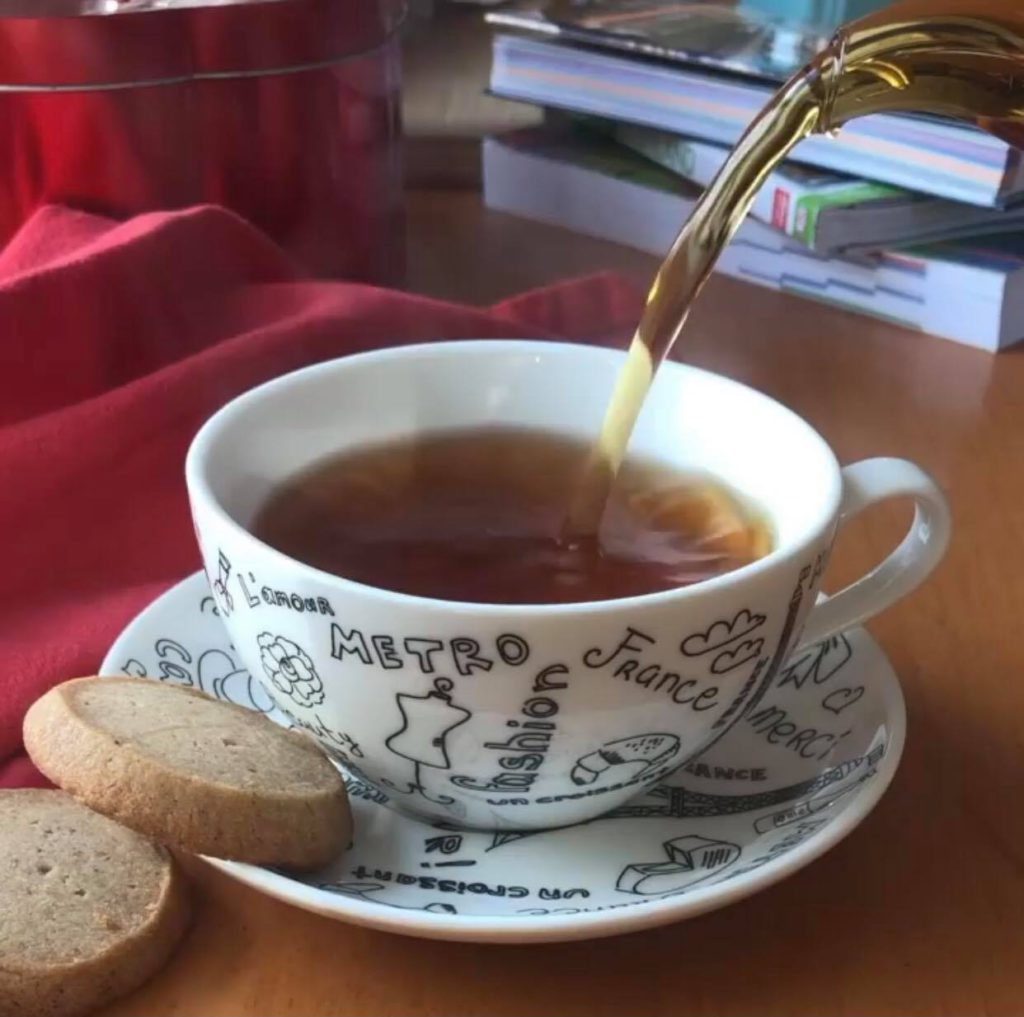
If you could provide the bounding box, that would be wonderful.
[794,457,951,651]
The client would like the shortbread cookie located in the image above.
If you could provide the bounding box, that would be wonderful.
[0,789,189,1017]
[24,677,352,870]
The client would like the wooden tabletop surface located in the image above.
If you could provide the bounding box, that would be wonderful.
[101,188,1024,1017]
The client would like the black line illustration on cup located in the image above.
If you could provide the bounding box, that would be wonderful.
[681,609,766,657]
[822,686,865,714]
[710,638,765,675]
[382,677,471,811]
[570,733,682,787]
[337,757,383,792]
[726,559,814,726]
[211,549,235,617]
[616,834,741,895]
[257,632,325,708]
[692,654,773,764]
[777,633,853,691]
[237,570,261,609]
[277,702,365,763]
[314,880,458,914]
[810,547,829,588]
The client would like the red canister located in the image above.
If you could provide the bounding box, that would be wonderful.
[0,0,406,282]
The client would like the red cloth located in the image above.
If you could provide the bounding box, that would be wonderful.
[0,204,644,788]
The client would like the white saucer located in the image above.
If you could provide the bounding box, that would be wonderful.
[101,572,905,944]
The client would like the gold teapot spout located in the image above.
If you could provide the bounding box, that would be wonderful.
[825,0,1024,142]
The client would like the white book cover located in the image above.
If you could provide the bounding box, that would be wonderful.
[482,128,1024,352]
[489,34,1024,208]
[611,122,1024,255]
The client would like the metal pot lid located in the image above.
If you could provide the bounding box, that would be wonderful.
[0,0,406,89]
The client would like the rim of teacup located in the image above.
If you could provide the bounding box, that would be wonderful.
[185,339,844,616]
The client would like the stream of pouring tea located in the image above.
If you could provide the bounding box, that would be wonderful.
[564,0,1024,539]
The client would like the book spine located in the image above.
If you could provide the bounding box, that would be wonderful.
[619,127,907,249]
[789,181,900,244]
[620,128,809,242]
[490,35,1010,207]
[482,135,1007,351]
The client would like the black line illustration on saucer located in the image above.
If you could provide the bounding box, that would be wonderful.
[314,881,457,914]
[418,835,477,866]
[131,635,282,716]
[483,744,885,855]
[281,706,365,764]
[571,733,682,787]
[822,685,865,714]
[777,633,853,691]
[197,647,276,714]
[211,550,235,617]
[424,834,463,855]
[316,720,364,759]
[152,638,195,685]
[486,831,530,852]
[752,765,872,833]
[710,638,765,674]
[257,632,325,708]
[718,816,832,885]
[343,774,390,806]
[617,834,741,895]
[382,677,470,810]
[603,744,885,820]
[123,640,195,686]
[681,609,766,657]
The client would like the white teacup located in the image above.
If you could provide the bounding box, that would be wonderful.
[185,340,949,831]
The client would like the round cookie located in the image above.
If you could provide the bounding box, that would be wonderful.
[24,677,352,870]
[0,789,189,1017]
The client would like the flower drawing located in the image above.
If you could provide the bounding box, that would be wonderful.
[257,632,324,708]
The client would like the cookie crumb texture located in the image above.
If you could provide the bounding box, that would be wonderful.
[24,677,352,869]
[0,790,189,1017]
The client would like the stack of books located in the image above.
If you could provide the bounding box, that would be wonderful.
[482,0,1024,352]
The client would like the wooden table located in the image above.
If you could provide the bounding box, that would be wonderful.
[103,189,1024,1017]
